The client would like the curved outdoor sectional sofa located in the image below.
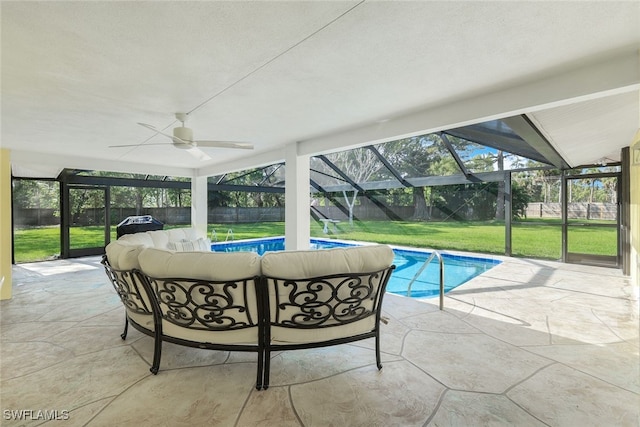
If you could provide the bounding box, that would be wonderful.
[102,227,395,390]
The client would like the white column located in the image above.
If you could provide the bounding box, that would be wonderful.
[285,142,310,250]
[191,175,208,238]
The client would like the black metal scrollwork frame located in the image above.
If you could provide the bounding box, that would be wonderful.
[276,275,376,327]
[153,279,255,330]
[261,265,395,389]
[141,275,264,388]
[101,255,154,339]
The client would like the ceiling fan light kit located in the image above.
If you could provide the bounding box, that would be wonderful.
[172,127,194,148]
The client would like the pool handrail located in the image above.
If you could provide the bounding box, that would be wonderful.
[406,250,445,310]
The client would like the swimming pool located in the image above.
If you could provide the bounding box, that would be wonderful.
[211,237,501,298]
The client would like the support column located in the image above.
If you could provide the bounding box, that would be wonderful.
[504,172,512,257]
[191,175,208,238]
[1,149,13,300]
[285,142,310,251]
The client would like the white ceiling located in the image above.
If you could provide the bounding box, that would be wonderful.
[2,1,639,179]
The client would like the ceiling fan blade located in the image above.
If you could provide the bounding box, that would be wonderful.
[196,140,254,150]
[137,122,187,144]
[186,147,212,161]
[109,143,172,148]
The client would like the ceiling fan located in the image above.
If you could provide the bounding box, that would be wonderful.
[111,112,253,161]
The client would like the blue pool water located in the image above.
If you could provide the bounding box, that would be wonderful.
[211,237,501,298]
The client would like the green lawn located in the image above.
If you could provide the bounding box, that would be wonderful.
[13,219,617,263]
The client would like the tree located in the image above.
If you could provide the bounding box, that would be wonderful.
[378,134,460,220]
[324,148,383,225]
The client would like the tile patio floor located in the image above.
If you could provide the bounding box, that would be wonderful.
[1,254,638,426]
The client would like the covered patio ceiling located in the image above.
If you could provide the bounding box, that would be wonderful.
[2,1,639,179]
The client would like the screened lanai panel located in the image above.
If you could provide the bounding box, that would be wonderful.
[375,134,463,179]
[310,156,347,188]
[310,150,399,193]
[62,169,178,181]
[209,164,286,189]
[443,119,556,166]
[448,139,533,173]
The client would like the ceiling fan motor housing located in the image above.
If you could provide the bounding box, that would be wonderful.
[173,127,194,146]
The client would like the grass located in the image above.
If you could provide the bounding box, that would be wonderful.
[13,219,617,263]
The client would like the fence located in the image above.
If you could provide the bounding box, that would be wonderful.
[13,207,284,227]
[14,205,407,227]
[15,202,618,228]
[525,202,617,220]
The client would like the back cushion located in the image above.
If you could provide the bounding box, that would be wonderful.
[261,244,394,278]
[146,230,171,249]
[144,227,205,249]
[138,247,261,281]
[166,227,202,242]
[118,232,154,247]
[105,240,144,270]
[167,238,210,252]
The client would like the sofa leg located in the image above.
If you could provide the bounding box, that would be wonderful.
[262,349,270,390]
[120,316,129,340]
[375,331,382,370]
[150,333,162,375]
[256,350,264,390]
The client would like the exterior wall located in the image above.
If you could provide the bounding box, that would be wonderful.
[1,149,13,300]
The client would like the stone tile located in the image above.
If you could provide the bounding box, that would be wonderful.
[1,341,74,379]
[453,303,552,347]
[0,290,72,323]
[79,306,126,328]
[398,309,482,334]
[403,330,552,393]
[37,294,120,323]
[40,397,114,427]
[588,307,639,341]
[508,363,640,427]
[431,390,547,426]
[523,340,640,393]
[0,347,150,426]
[15,259,100,278]
[369,314,413,356]
[267,344,385,387]
[1,320,76,342]
[381,293,438,319]
[236,387,300,427]
[47,325,133,355]
[546,300,629,344]
[290,361,444,427]
[227,350,261,364]
[131,336,232,370]
[88,364,256,426]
